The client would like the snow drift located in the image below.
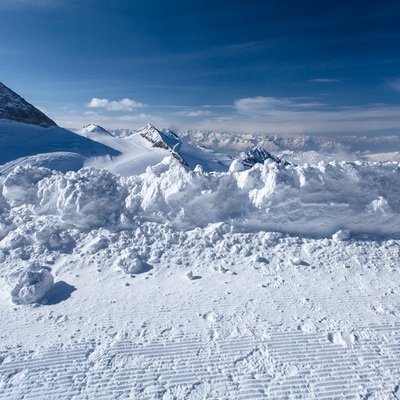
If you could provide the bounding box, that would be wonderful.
[1,157,400,239]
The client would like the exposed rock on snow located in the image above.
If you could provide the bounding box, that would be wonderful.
[239,146,290,168]
[0,82,57,128]
[10,268,54,305]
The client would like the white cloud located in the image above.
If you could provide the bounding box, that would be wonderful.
[87,98,145,111]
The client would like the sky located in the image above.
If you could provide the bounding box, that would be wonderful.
[1,0,400,135]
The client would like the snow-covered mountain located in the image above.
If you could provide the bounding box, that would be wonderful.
[0,82,57,128]
[80,123,114,136]
[117,123,233,172]
[134,123,188,166]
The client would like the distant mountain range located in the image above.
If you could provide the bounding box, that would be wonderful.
[180,129,400,156]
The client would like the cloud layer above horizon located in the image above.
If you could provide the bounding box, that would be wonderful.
[46,94,400,135]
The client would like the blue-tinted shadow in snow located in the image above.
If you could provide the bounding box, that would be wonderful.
[45,281,77,305]
[132,262,153,275]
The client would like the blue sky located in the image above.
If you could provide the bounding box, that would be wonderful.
[1,0,400,134]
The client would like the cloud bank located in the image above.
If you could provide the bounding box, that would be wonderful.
[87,98,145,112]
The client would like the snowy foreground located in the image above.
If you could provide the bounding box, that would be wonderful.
[1,157,400,399]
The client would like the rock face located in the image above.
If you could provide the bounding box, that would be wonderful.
[136,123,189,166]
[0,82,57,128]
[240,147,290,168]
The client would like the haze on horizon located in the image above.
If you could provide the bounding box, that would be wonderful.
[1,0,400,135]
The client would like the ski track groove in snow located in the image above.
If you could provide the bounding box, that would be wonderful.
[1,321,399,399]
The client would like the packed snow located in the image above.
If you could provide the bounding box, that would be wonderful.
[1,154,400,398]
[1,86,400,399]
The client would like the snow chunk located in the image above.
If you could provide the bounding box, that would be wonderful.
[10,268,54,305]
[332,229,350,241]
[185,271,194,280]
[116,249,151,274]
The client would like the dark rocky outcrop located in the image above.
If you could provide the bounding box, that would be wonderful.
[0,82,57,128]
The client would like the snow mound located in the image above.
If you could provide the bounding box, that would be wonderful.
[10,268,54,305]
[1,158,400,238]
[36,167,128,229]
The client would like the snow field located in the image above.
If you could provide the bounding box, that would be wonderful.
[1,156,400,398]
[0,227,399,398]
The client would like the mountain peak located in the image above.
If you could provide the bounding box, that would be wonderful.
[0,82,57,128]
[136,123,188,166]
[82,124,113,136]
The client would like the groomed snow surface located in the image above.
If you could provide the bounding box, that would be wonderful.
[1,157,400,399]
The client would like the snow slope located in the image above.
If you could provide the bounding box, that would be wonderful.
[0,158,400,399]
[0,120,120,175]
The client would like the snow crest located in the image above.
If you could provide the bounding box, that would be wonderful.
[1,158,400,238]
